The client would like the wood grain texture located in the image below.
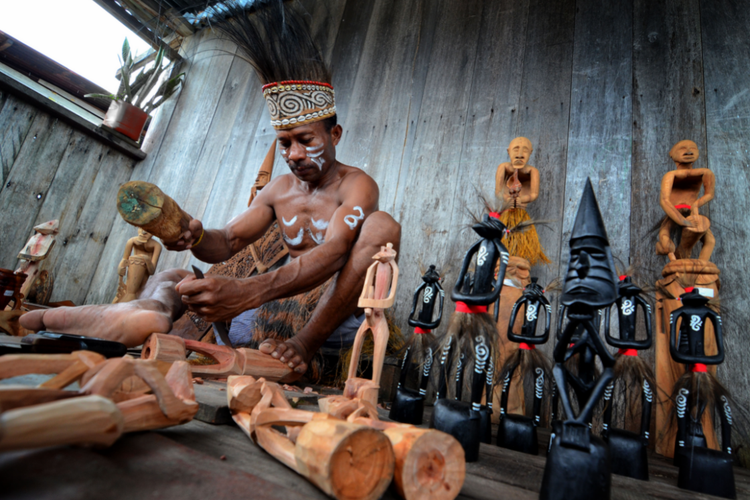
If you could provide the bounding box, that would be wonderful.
[700,0,750,459]
[630,0,706,372]
[0,94,37,195]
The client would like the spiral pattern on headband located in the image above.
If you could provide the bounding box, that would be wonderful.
[263,82,336,129]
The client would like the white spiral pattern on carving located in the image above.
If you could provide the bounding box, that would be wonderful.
[486,357,494,385]
[440,336,453,365]
[423,287,434,304]
[535,368,544,399]
[474,338,489,374]
[643,380,653,403]
[400,347,411,370]
[476,244,488,266]
[455,353,464,382]
[690,315,702,331]
[604,381,614,401]
[621,299,635,316]
[422,348,433,378]
[676,388,689,418]
[502,372,510,392]
[721,396,733,426]
[526,303,538,322]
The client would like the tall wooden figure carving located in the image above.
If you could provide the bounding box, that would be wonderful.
[654,140,721,456]
[540,179,618,500]
[16,220,59,303]
[389,265,444,425]
[669,288,735,499]
[601,276,655,481]
[431,214,509,462]
[113,228,162,303]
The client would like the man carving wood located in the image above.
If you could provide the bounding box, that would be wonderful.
[656,140,715,262]
[20,0,401,378]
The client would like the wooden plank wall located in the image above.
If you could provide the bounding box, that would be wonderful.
[2,0,749,428]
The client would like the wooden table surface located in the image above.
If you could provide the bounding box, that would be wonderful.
[2,378,748,500]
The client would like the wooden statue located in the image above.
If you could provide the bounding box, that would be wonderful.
[0,269,27,336]
[494,137,550,265]
[117,181,192,243]
[0,354,197,452]
[227,376,395,500]
[113,228,162,303]
[320,243,399,412]
[15,219,59,303]
[141,332,297,382]
[229,375,465,500]
[656,140,715,262]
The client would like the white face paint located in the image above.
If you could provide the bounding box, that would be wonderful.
[280,148,288,156]
[344,206,365,230]
[306,145,325,170]
[311,218,329,230]
[281,215,298,227]
[283,228,304,246]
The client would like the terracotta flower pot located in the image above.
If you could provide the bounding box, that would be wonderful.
[102,100,149,141]
[0,268,27,310]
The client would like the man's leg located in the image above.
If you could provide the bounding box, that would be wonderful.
[20,269,190,347]
[260,211,401,373]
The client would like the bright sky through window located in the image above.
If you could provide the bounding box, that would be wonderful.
[0,0,151,92]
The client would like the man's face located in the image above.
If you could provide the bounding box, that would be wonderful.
[276,121,341,182]
[560,237,618,308]
[669,140,699,165]
[507,137,533,169]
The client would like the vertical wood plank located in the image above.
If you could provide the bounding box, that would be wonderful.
[0,94,38,198]
[0,115,73,269]
[631,0,706,372]
[394,0,485,322]
[700,0,750,453]
[562,0,634,267]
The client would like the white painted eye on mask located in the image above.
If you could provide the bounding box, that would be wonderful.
[344,206,365,230]
[283,228,304,246]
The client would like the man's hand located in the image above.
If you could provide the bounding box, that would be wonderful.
[175,273,255,322]
[164,219,204,252]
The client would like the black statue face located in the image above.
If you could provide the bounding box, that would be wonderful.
[423,265,440,284]
[560,236,618,308]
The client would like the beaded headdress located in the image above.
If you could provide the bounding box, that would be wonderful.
[210,0,336,130]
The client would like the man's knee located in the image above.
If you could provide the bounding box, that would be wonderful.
[360,211,401,249]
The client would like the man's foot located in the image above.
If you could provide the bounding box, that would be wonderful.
[19,300,173,347]
[258,337,311,374]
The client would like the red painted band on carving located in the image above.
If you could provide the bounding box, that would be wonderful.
[692,363,708,372]
[414,327,431,334]
[455,302,488,314]
[674,204,691,210]
[519,343,535,350]
[618,348,638,357]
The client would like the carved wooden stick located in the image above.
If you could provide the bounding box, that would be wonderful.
[117,181,192,243]
[141,334,296,382]
[227,376,395,500]
[0,395,124,451]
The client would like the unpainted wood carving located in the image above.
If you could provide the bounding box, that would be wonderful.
[113,228,162,303]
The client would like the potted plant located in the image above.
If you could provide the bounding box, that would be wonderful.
[86,39,185,141]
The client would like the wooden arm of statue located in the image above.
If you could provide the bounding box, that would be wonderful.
[80,357,197,433]
[227,375,395,500]
[117,181,193,243]
[141,333,296,382]
[0,351,105,411]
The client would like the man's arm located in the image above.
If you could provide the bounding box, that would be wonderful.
[519,167,540,204]
[164,178,279,263]
[177,172,380,321]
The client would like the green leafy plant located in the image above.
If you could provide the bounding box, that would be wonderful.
[86,38,185,114]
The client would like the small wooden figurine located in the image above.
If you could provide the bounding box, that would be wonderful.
[15,219,59,302]
[113,228,162,303]
[494,137,550,265]
[0,269,27,336]
[656,140,715,262]
[496,277,552,455]
[431,214,509,461]
[540,179,618,500]
[320,243,399,412]
[389,264,443,425]
[669,288,735,499]
[601,275,655,481]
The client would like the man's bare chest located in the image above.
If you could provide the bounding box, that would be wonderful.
[274,196,339,248]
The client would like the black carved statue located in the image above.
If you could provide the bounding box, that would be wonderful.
[540,178,617,500]
[669,288,735,499]
[389,265,444,424]
[431,214,509,462]
[496,277,552,455]
[601,275,655,481]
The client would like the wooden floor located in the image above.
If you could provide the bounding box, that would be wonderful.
[1,378,748,500]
